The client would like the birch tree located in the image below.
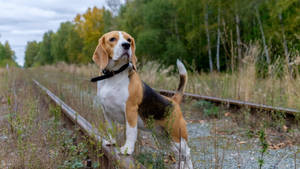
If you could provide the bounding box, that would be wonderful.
[279,13,290,67]
[235,9,242,62]
[205,3,213,72]
[216,1,221,71]
[255,7,270,64]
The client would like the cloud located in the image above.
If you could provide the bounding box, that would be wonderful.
[0,2,60,23]
[11,30,46,35]
[0,0,106,66]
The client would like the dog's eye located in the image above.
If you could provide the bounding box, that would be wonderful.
[109,37,116,42]
[127,38,131,42]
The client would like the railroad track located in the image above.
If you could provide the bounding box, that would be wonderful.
[33,79,145,169]
[157,89,300,116]
[33,78,299,169]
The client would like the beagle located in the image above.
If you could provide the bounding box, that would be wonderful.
[92,31,193,169]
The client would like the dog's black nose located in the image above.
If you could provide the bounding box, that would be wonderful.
[122,42,130,50]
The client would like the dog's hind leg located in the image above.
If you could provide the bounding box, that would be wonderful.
[170,122,193,169]
[171,138,193,169]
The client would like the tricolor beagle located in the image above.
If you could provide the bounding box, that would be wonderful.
[92,31,193,169]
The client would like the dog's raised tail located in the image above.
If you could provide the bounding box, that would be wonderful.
[172,59,188,104]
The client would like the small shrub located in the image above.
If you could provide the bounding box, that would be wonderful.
[136,152,165,169]
[193,100,220,118]
[59,136,89,169]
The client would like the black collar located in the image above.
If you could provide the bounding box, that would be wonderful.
[90,63,130,82]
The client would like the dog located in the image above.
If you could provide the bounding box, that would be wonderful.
[91,31,193,169]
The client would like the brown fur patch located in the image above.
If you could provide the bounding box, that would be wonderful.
[92,37,108,70]
[125,71,143,127]
[156,97,188,142]
[99,31,119,59]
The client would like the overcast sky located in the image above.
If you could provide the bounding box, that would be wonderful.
[0,0,108,66]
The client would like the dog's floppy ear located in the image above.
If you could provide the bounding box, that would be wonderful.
[130,37,137,69]
[93,36,108,70]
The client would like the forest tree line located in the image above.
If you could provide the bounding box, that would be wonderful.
[24,0,300,73]
[0,40,17,67]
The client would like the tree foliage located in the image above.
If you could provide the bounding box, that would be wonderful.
[24,41,40,67]
[74,7,106,63]
[24,0,300,73]
[38,31,54,65]
[51,22,74,63]
[0,41,17,67]
[25,7,111,66]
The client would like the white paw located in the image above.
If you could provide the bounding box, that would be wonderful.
[180,158,193,169]
[120,145,134,155]
[102,139,116,146]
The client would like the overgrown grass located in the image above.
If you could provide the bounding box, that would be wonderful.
[0,68,101,169]
[1,44,300,168]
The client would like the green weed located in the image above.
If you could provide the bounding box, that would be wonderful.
[193,100,221,118]
[258,129,268,169]
[136,152,166,169]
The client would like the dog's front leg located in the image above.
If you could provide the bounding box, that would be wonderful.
[120,106,138,155]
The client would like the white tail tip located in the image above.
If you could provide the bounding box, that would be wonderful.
[177,59,187,75]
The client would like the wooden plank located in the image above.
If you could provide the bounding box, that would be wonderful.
[33,79,145,169]
[157,89,300,116]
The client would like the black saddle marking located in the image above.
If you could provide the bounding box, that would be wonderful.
[138,82,173,120]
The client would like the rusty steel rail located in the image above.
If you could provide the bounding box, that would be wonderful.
[33,79,145,169]
[157,89,300,116]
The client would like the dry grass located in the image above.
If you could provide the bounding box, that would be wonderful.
[0,68,100,169]
[39,45,300,110]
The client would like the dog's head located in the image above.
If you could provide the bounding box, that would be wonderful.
[92,31,137,71]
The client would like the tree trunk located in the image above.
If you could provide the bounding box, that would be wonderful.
[216,3,221,72]
[230,30,235,72]
[279,13,290,68]
[256,7,270,64]
[235,13,242,63]
[221,18,231,63]
[205,4,213,72]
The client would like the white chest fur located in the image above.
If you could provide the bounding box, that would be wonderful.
[97,70,129,123]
